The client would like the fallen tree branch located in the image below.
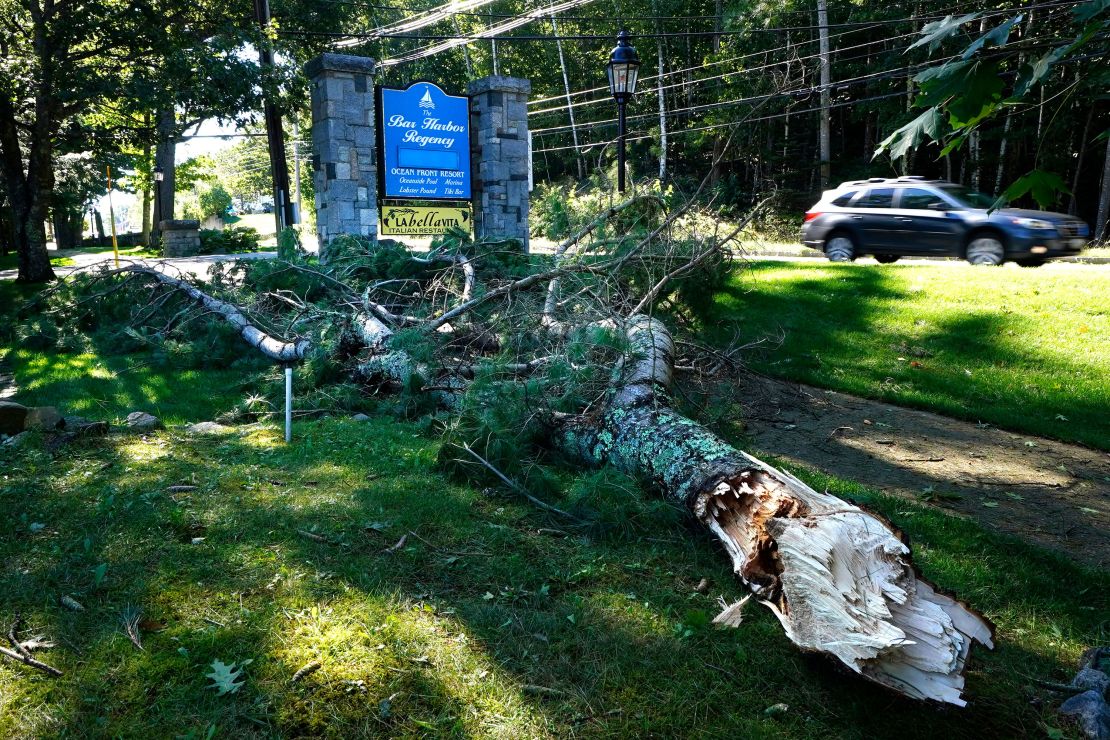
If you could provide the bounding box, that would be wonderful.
[105,266,310,362]
[459,443,585,524]
[2,616,63,677]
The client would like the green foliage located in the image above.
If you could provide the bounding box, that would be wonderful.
[198,184,232,220]
[993,170,1072,210]
[198,226,261,255]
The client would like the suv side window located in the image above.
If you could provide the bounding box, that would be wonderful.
[831,190,858,207]
[900,188,946,210]
[856,188,894,208]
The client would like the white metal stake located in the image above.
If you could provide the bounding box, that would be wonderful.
[284,366,293,443]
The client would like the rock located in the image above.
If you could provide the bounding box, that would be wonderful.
[2,431,31,449]
[24,406,63,431]
[126,411,162,431]
[351,413,371,422]
[64,416,109,437]
[0,400,28,435]
[185,421,232,435]
[1059,690,1110,740]
[1074,669,1110,696]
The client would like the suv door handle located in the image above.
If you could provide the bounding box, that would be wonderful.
[896,217,913,222]
[850,215,863,220]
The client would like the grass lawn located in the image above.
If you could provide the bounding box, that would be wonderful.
[2,411,1106,738]
[0,253,75,271]
[707,261,1110,450]
[1,268,1106,737]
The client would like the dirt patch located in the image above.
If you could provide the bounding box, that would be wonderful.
[738,377,1110,569]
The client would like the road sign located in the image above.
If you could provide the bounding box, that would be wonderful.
[379,82,471,201]
[380,204,471,236]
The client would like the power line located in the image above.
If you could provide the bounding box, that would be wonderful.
[525,0,1083,106]
[532,43,1110,154]
[532,91,909,153]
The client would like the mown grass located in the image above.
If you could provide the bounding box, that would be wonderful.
[1,412,1106,738]
[706,261,1110,450]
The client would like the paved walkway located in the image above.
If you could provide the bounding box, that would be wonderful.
[0,249,281,282]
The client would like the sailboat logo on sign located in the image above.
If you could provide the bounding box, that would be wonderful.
[419,88,435,115]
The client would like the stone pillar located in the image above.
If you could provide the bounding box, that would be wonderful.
[305,53,378,258]
[468,76,531,252]
[160,219,201,257]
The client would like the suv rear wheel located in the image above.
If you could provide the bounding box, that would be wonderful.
[966,236,1005,265]
[825,234,856,262]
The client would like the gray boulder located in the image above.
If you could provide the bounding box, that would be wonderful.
[1074,669,1110,697]
[24,406,63,431]
[351,413,371,422]
[0,400,28,435]
[126,411,162,431]
[1060,690,1110,740]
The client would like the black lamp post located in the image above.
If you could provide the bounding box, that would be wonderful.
[152,165,164,244]
[153,165,164,231]
[607,29,640,193]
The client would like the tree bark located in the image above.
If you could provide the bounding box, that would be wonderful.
[557,316,993,705]
[817,0,831,188]
[154,109,177,234]
[1095,134,1110,243]
[656,37,668,183]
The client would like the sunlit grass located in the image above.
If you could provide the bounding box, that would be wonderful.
[708,261,1110,449]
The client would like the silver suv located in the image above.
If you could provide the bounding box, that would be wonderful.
[800,177,1090,266]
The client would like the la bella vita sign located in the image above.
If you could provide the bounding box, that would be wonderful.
[379,82,472,201]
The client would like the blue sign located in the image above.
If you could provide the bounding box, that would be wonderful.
[379,82,471,201]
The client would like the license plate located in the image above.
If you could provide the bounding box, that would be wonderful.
[1070,238,1086,248]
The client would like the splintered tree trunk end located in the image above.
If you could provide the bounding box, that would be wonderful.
[559,316,992,706]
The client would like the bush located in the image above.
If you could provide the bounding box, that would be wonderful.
[199,184,233,220]
[199,226,262,255]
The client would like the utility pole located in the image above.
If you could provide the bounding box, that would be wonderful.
[254,0,296,235]
[551,12,583,179]
[817,0,831,189]
[292,116,302,224]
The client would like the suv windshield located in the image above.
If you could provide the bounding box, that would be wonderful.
[938,185,994,209]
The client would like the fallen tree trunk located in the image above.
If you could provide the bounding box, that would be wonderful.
[557,315,993,705]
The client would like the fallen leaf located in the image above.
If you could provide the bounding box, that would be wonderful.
[982,501,999,508]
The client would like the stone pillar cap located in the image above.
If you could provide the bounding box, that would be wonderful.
[467,76,531,95]
[159,219,200,230]
[305,53,377,78]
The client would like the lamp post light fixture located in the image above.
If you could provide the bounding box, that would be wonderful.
[607,29,640,193]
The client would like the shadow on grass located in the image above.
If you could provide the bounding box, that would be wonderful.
[2,417,1107,737]
[703,261,1110,449]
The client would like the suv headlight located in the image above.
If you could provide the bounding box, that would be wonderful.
[1011,217,1054,229]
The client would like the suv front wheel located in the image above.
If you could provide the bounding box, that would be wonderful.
[825,234,856,262]
[966,236,1005,265]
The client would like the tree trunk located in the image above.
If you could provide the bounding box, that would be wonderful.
[1070,106,1094,216]
[52,205,83,249]
[1095,135,1110,243]
[656,37,668,183]
[558,316,993,705]
[142,117,153,246]
[94,211,106,245]
[154,109,177,235]
[551,14,584,181]
[817,0,831,188]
